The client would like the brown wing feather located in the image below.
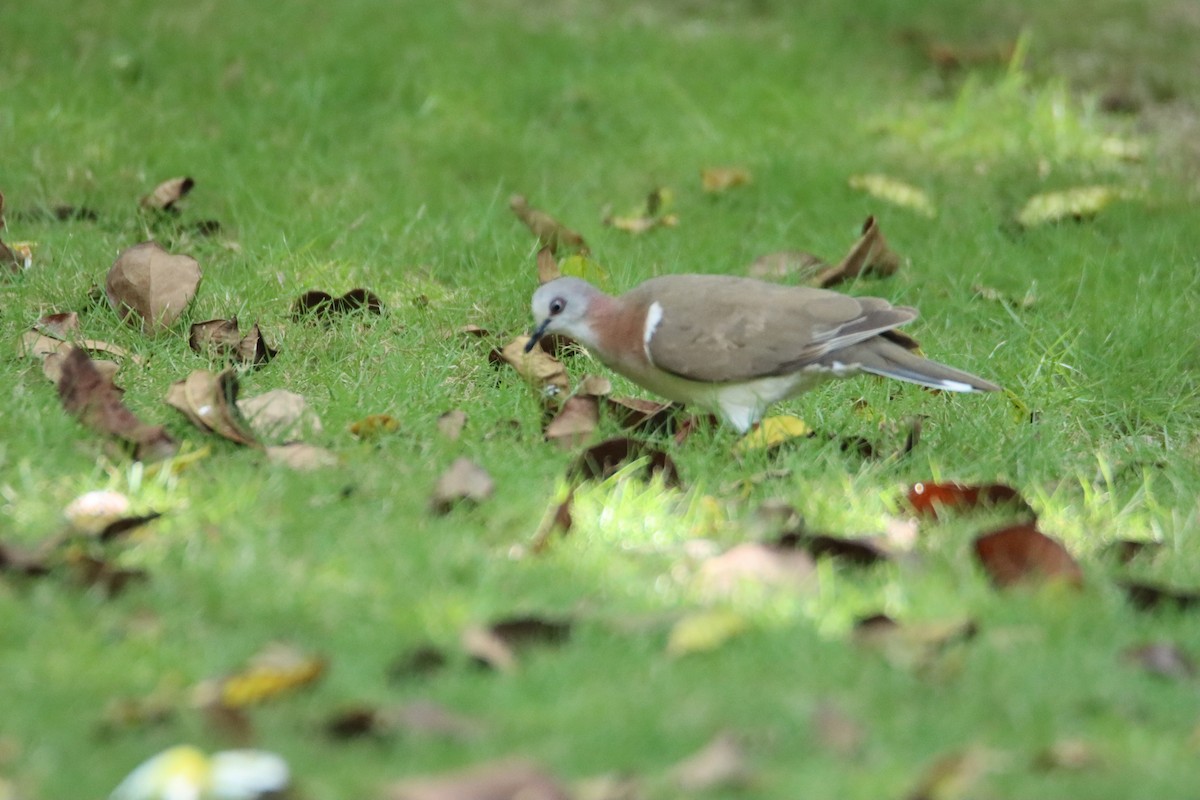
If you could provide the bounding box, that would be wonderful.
[628,275,917,383]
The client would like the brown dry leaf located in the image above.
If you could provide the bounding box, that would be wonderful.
[853,614,978,671]
[904,747,996,800]
[459,324,490,338]
[292,288,384,321]
[602,396,675,432]
[58,347,178,460]
[431,458,494,513]
[0,539,53,576]
[972,283,1037,309]
[237,389,323,442]
[572,774,643,800]
[530,493,574,552]
[165,369,259,446]
[1121,641,1196,680]
[701,166,752,193]
[326,701,483,742]
[509,194,588,255]
[907,481,1031,519]
[569,437,680,487]
[671,732,752,792]
[576,374,612,397]
[490,335,570,396]
[264,443,338,470]
[1119,581,1200,612]
[350,413,400,439]
[463,615,572,672]
[20,312,140,380]
[235,323,277,366]
[384,759,570,800]
[815,215,903,288]
[604,188,678,234]
[973,523,1083,589]
[106,241,201,335]
[437,409,468,441]
[67,552,149,598]
[694,542,817,598]
[811,702,865,758]
[1033,738,1100,772]
[189,317,277,367]
[781,533,890,566]
[140,176,195,212]
[747,251,828,282]
[536,245,561,283]
[388,644,449,683]
[34,311,80,338]
[544,395,599,449]
[195,642,327,711]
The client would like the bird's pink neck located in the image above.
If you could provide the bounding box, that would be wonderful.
[589,293,652,370]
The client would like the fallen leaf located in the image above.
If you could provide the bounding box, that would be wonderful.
[509,194,588,255]
[848,174,936,218]
[733,415,812,453]
[1100,539,1163,564]
[458,324,490,338]
[140,176,195,212]
[490,335,570,397]
[63,489,131,535]
[604,187,678,234]
[904,747,996,800]
[34,311,80,338]
[1016,186,1127,228]
[746,251,828,282]
[535,245,561,284]
[530,492,575,553]
[782,533,890,566]
[972,283,1037,309]
[431,458,494,513]
[196,642,326,710]
[906,481,1031,519]
[350,413,400,439]
[109,746,290,800]
[576,374,612,396]
[853,614,978,670]
[1121,641,1196,680]
[165,369,259,446]
[973,523,1083,589]
[569,437,680,487]
[388,644,449,682]
[814,215,903,288]
[327,701,483,742]
[324,706,382,739]
[189,317,277,367]
[264,443,339,470]
[0,540,53,576]
[462,615,573,672]
[694,542,817,598]
[436,409,468,440]
[666,610,748,657]
[558,253,611,288]
[811,702,865,758]
[237,389,323,442]
[1119,581,1200,612]
[106,241,201,335]
[68,552,148,598]
[671,732,751,791]
[572,774,643,800]
[701,166,752,193]
[602,396,675,432]
[1033,738,1100,772]
[58,347,178,460]
[291,288,384,320]
[384,759,570,800]
[544,395,599,449]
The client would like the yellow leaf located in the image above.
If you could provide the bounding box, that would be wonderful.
[558,254,611,290]
[734,415,812,453]
[1015,185,1126,227]
[667,610,748,657]
[701,167,752,193]
[848,174,936,218]
[350,413,399,439]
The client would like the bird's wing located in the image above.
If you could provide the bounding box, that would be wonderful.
[633,275,917,383]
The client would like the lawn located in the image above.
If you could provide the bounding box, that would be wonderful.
[3,0,1200,797]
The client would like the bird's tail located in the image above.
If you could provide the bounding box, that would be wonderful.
[837,338,1001,393]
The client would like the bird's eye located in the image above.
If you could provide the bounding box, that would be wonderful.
[548,298,566,316]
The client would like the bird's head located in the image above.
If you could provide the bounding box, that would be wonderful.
[526,277,602,352]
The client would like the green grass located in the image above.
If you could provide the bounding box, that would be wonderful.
[3,0,1200,797]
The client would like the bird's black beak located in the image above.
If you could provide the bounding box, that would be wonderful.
[525,318,551,352]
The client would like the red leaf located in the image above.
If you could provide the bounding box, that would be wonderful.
[907,481,1030,519]
[973,523,1083,588]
